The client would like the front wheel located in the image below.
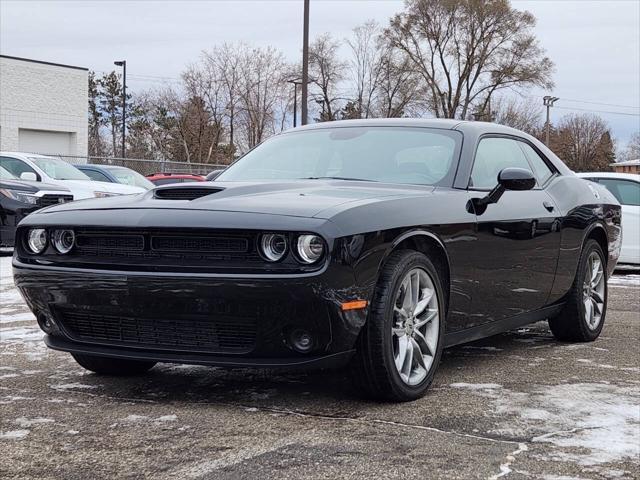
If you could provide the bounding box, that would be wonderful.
[549,239,607,342]
[71,353,156,376]
[350,250,445,401]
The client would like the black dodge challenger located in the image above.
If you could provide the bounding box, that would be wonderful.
[13,119,621,401]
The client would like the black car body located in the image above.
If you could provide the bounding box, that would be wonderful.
[13,119,622,400]
[0,176,73,247]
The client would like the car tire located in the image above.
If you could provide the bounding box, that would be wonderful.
[71,353,156,376]
[549,239,607,342]
[350,250,445,402]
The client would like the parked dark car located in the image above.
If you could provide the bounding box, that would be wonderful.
[13,119,621,401]
[205,169,226,181]
[146,173,205,185]
[0,166,73,247]
[75,164,155,190]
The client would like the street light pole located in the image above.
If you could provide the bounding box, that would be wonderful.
[114,60,127,158]
[301,0,310,125]
[543,95,559,146]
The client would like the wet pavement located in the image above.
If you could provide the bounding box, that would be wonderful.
[1,255,639,479]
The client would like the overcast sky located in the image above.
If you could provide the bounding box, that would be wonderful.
[1,0,639,144]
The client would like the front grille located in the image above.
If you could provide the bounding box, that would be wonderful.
[151,235,248,253]
[76,233,145,251]
[56,308,257,354]
[154,188,221,200]
[38,194,74,207]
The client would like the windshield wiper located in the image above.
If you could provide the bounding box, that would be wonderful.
[301,176,377,182]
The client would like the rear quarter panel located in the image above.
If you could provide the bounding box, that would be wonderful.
[546,175,621,303]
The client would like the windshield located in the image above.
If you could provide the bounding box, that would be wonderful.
[109,167,155,190]
[30,157,90,181]
[0,165,17,180]
[217,126,461,186]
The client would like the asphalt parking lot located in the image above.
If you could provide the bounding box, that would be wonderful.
[1,255,638,480]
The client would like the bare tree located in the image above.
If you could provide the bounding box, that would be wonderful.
[384,0,554,119]
[618,131,640,161]
[553,113,614,172]
[375,44,425,118]
[491,96,543,134]
[346,21,385,119]
[309,34,347,121]
[237,46,289,149]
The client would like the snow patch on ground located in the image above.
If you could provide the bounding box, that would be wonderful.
[0,327,42,343]
[15,417,54,428]
[477,383,640,466]
[608,274,640,287]
[50,383,99,391]
[0,429,29,440]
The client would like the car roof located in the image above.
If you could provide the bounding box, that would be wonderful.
[0,152,56,159]
[576,172,640,182]
[290,118,530,137]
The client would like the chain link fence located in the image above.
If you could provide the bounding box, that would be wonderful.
[32,153,228,177]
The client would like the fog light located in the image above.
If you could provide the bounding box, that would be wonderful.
[290,329,314,353]
[37,313,57,334]
[52,229,75,254]
[27,228,47,254]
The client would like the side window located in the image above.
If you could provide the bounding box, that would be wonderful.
[0,156,38,179]
[519,143,555,186]
[598,179,640,206]
[84,170,112,182]
[470,138,532,189]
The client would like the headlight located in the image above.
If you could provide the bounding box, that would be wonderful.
[296,234,325,264]
[0,188,38,205]
[26,228,48,254]
[93,191,120,198]
[52,229,75,254]
[259,233,288,262]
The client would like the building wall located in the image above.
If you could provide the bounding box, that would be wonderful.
[0,56,88,156]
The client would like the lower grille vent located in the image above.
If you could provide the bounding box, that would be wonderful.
[56,308,257,354]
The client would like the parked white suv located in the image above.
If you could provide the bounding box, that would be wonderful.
[577,172,639,265]
[0,152,146,199]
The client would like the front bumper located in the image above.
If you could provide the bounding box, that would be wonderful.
[13,259,372,368]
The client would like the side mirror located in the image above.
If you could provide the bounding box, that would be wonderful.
[498,167,536,191]
[20,172,38,181]
[472,168,536,214]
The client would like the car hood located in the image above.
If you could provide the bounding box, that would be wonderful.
[61,179,146,195]
[33,180,434,218]
[0,179,71,193]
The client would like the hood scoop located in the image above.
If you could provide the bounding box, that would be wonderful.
[154,186,224,201]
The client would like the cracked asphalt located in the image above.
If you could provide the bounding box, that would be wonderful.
[1,254,639,479]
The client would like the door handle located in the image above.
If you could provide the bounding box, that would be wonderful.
[543,201,555,212]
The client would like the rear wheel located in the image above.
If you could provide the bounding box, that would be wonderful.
[350,250,445,401]
[71,353,156,376]
[549,239,607,342]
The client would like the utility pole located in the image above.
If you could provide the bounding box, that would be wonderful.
[114,60,127,158]
[301,0,310,125]
[543,95,559,146]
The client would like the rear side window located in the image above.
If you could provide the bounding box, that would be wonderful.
[597,179,640,206]
[84,169,112,182]
[470,138,532,189]
[519,142,555,186]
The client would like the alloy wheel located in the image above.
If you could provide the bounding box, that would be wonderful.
[583,251,605,330]
[392,268,440,386]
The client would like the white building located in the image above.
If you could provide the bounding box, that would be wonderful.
[0,55,88,156]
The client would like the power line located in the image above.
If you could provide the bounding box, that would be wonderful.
[559,98,639,110]
[554,105,640,117]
